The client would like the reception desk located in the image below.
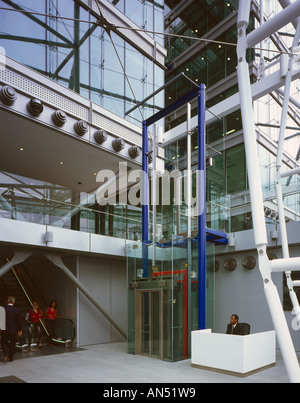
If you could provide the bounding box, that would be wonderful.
[191,329,276,377]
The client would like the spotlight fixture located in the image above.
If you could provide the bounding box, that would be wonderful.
[52,110,67,127]
[94,129,108,144]
[112,138,125,152]
[0,85,17,106]
[129,146,141,159]
[27,98,43,117]
[74,120,88,136]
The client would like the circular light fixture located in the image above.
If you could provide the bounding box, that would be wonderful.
[112,138,125,152]
[74,120,88,136]
[0,85,17,106]
[94,129,108,144]
[27,98,44,117]
[52,110,67,127]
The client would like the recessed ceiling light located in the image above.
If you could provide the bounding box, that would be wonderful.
[60,161,64,165]
[20,147,24,151]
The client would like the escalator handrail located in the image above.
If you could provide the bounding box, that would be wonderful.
[4,257,75,346]
[48,317,76,345]
[14,264,76,344]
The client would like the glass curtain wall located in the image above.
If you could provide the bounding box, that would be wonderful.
[164,0,240,102]
[0,0,165,122]
[163,0,300,233]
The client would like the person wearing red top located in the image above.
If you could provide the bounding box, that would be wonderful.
[27,302,43,349]
[45,300,58,345]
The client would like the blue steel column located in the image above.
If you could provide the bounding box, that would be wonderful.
[142,121,149,277]
[198,84,206,330]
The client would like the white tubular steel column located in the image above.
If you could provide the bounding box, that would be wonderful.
[237,2,300,383]
[275,18,300,332]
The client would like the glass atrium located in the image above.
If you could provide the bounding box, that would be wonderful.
[0,0,299,375]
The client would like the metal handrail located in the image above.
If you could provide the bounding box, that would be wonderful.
[5,258,75,347]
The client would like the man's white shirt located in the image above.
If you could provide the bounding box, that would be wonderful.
[0,306,5,331]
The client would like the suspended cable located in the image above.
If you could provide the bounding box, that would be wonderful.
[0,7,294,56]
[94,0,144,121]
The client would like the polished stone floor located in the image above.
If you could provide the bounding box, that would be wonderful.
[0,342,298,384]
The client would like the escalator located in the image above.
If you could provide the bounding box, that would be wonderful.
[0,257,76,351]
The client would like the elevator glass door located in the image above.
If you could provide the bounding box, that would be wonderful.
[136,290,162,359]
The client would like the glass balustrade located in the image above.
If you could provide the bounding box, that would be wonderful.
[0,170,144,242]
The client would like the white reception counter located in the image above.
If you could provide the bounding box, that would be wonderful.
[191,329,276,377]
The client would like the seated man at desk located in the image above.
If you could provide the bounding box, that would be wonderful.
[226,314,245,335]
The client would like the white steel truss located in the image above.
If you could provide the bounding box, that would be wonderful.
[237,0,300,383]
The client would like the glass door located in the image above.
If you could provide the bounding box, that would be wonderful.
[135,290,162,359]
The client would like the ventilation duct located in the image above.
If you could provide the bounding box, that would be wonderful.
[242,256,256,270]
[223,258,237,272]
[27,98,43,117]
[129,146,141,159]
[74,120,88,136]
[94,130,108,144]
[112,138,125,152]
[52,110,67,127]
[0,85,17,106]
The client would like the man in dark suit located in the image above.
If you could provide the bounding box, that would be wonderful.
[2,296,22,362]
[226,314,244,335]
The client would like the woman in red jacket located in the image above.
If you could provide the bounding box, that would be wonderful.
[27,301,43,348]
[45,300,58,346]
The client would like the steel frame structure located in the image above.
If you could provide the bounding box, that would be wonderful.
[237,0,300,383]
[0,0,165,111]
[142,84,216,335]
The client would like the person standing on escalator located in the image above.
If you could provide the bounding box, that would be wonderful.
[45,300,58,346]
[27,302,43,349]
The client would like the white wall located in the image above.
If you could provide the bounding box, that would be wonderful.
[215,226,300,352]
[77,255,127,346]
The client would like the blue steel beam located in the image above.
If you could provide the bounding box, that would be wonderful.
[142,121,149,278]
[198,84,206,330]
